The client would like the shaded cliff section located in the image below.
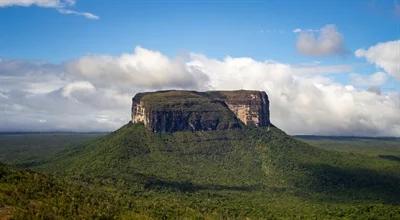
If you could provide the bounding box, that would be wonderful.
[132,90,270,133]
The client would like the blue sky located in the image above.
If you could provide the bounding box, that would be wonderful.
[0,0,399,135]
[0,0,398,61]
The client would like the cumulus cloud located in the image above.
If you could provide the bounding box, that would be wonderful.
[66,46,209,91]
[355,40,400,80]
[0,0,98,19]
[294,24,346,56]
[0,47,399,136]
[0,58,128,132]
[188,54,400,136]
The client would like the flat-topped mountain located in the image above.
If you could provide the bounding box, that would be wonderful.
[20,90,400,219]
[131,90,270,133]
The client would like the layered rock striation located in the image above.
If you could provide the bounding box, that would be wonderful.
[207,90,270,127]
[132,90,270,133]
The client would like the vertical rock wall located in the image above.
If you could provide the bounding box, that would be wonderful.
[217,91,270,127]
[131,100,148,126]
[131,90,270,132]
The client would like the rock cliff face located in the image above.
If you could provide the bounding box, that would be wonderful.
[132,90,270,133]
[208,90,270,127]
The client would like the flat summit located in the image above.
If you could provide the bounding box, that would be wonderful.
[131,90,270,133]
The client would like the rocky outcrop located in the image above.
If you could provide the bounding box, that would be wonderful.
[208,90,270,127]
[132,90,270,133]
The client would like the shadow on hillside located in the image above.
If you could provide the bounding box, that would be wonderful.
[143,177,259,193]
[301,163,400,204]
[378,155,400,163]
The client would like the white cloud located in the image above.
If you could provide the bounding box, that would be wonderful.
[292,64,352,75]
[188,54,400,136]
[0,59,66,94]
[57,8,99,20]
[350,72,388,87]
[0,0,69,7]
[355,40,400,80]
[292,28,302,33]
[294,24,346,56]
[66,46,209,91]
[0,0,98,19]
[0,47,399,136]
[62,81,95,98]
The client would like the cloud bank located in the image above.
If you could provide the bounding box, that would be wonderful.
[0,46,399,136]
[294,24,346,56]
[0,0,98,19]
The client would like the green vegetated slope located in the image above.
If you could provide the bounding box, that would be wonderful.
[18,122,397,219]
[0,163,132,219]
